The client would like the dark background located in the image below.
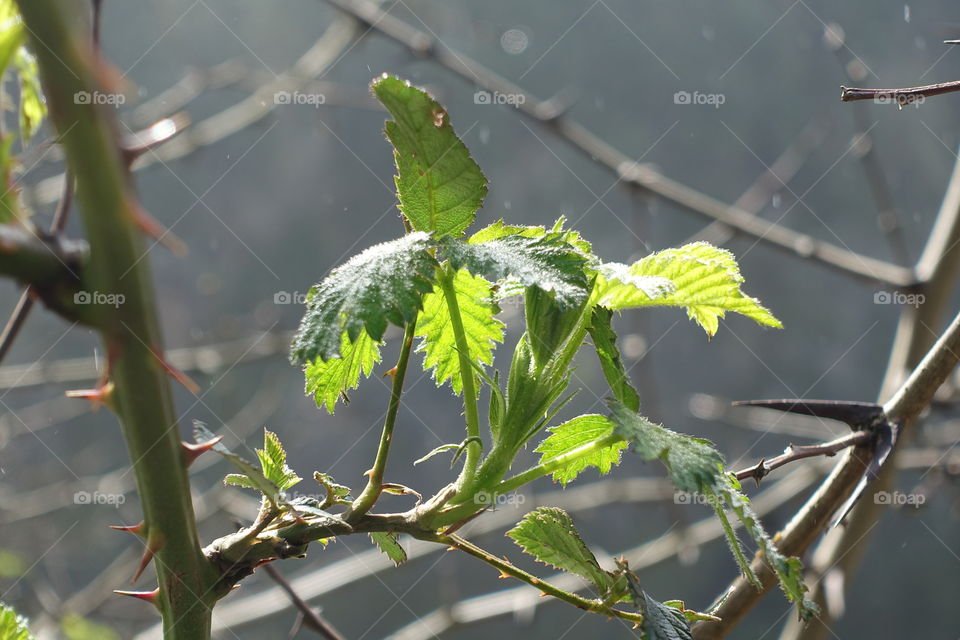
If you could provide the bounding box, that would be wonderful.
[1,1,959,638]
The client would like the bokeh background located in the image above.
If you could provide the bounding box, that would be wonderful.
[2,0,960,638]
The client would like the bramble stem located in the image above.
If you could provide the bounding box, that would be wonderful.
[347,319,417,521]
[437,266,483,494]
[16,2,217,637]
[425,532,644,624]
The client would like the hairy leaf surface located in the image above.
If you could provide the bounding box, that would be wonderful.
[441,232,590,308]
[290,232,436,364]
[609,400,723,493]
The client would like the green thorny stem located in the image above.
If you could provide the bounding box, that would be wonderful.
[346,317,418,521]
[437,264,483,494]
[16,2,217,637]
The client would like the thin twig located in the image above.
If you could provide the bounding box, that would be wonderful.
[262,564,346,640]
[732,430,873,485]
[841,80,960,105]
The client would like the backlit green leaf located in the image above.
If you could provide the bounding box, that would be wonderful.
[304,329,382,413]
[372,74,487,238]
[534,414,627,486]
[369,532,407,565]
[415,268,503,395]
[591,242,781,336]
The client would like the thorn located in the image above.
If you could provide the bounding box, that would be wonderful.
[121,113,190,164]
[181,435,222,466]
[497,569,510,579]
[114,588,160,607]
[132,203,188,256]
[383,366,398,378]
[253,557,277,569]
[151,346,201,394]
[132,534,166,583]
[65,379,115,410]
[109,521,147,537]
[539,592,549,598]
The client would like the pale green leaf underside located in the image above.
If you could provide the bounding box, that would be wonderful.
[534,414,627,486]
[415,268,504,395]
[305,329,382,413]
[591,242,781,336]
[372,74,487,238]
[638,590,693,640]
[290,232,436,364]
[369,531,407,565]
[507,507,611,593]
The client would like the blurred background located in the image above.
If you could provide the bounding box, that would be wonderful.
[2,0,959,638]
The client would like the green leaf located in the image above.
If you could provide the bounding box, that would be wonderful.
[591,242,781,336]
[714,475,818,619]
[369,532,407,565]
[534,414,627,486]
[441,232,590,308]
[0,602,34,640]
[415,268,504,395]
[372,74,487,238]
[589,307,640,411]
[507,507,613,595]
[194,421,287,508]
[304,328,381,413]
[608,400,723,494]
[258,430,302,492]
[290,232,436,364]
[635,591,693,640]
[14,48,44,142]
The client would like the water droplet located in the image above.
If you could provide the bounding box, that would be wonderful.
[500,28,529,55]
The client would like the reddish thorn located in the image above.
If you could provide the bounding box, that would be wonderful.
[253,557,277,569]
[150,347,201,394]
[109,521,146,537]
[132,203,187,257]
[132,535,165,583]
[181,436,222,466]
[114,588,160,606]
[65,379,115,410]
